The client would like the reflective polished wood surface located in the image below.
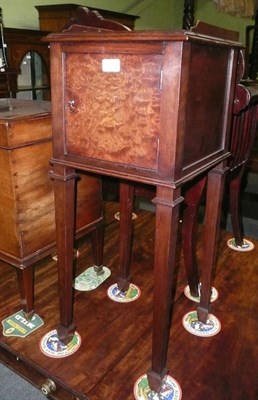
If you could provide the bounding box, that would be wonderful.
[1,202,257,399]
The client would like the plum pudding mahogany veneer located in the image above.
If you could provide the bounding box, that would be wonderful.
[0,98,104,319]
[45,8,244,392]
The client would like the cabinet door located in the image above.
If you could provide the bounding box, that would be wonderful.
[64,51,162,171]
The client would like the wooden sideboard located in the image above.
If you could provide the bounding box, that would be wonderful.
[1,28,50,99]
[3,28,50,77]
[0,98,103,318]
[1,5,138,99]
[35,3,139,32]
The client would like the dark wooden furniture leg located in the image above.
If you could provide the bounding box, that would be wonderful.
[91,223,105,275]
[182,176,207,298]
[228,90,258,248]
[51,164,77,343]
[16,265,34,320]
[229,167,246,246]
[117,181,135,292]
[197,162,227,323]
[147,186,184,392]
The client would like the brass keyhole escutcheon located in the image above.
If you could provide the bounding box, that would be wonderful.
[66,99,76,112]
[41,378,56,397]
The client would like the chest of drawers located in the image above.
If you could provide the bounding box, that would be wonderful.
[0,98,103,317]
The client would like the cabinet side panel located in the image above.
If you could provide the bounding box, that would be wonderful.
[183,43,232,170]
[9,143,102,260]
[11,142,55,258]
[0,150,21,258]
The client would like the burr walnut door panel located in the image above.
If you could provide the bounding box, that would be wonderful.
[64,53,162,172]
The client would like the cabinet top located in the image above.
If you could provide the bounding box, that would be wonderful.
[0,99,51,121]
[45,29,242,48]
[0,99,51,149]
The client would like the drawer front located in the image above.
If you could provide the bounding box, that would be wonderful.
[0,100,51,148]
[0,345,87,400]
[0,141,102,264]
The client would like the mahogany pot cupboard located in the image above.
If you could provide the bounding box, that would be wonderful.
[0,3,255,398]
[45,24,243,392]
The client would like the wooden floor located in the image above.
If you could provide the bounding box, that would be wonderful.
[0,202,257,400]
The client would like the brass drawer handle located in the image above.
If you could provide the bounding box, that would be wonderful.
[41,378,56,397]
